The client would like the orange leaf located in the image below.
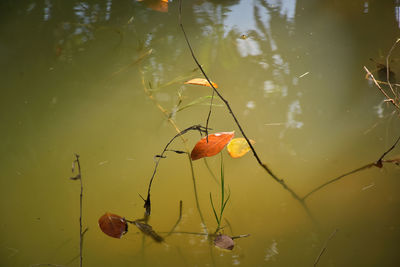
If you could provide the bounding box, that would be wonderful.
[227,138,255,158]
[137,0,168,13]
[98,212,128,239]
[184,78,218,88]
[191,131,234,160]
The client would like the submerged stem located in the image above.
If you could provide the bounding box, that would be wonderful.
[166,200,183,237]
[188,153,208,232]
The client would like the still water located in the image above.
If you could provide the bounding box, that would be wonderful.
[1,0,400,266]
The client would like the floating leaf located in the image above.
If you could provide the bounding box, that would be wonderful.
[214,234,234,250]
[227,138,255,158]
[191,132,234,160]
[184,78,218,88]
[137,0,168,12]
[98,212,128,239]
[134,221,164,242]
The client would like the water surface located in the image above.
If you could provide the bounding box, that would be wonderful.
[1,0,400,266]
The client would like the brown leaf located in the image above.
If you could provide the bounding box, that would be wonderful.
[214,234,234,250]
[191,132,235,160]
[184,78,218,88]
[98,212,128,239]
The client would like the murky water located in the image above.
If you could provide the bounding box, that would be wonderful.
[1,0,400,266]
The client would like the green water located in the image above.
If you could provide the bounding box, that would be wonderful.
[1,0,400,266]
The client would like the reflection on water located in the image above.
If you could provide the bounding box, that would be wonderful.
[264,239,279,262]
[1,0,400,266]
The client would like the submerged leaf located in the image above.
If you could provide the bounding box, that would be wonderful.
[134,221,164,242]
[227,138,255,158]
[214,234,234,250]
[191,132,235,160]
[184,78,218,88]
[98,213,128,239]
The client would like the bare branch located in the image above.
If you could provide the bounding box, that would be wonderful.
[385,38,400,101]
[303,134,400,200]
[364,66,400,110]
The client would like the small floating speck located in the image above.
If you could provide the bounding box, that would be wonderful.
[299,72,309,78]
[264,122,285,126]
[362,183,375,191]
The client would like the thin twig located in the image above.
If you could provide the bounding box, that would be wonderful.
[30,264,66,267]
[205,88,215,142]
[364,66,400,110]
[303,134,400,200]
[365,76,400,88]
[302,163,374,201]
[376,134,400,166]
[314,229,338,267]
[70,154,84,267]
[386,38,400,101]
[161,231,208,236]
[161,230,250,240]
[144,125,209,216]
[231,234,250,240]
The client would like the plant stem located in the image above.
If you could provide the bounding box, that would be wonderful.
[218,154,225,232]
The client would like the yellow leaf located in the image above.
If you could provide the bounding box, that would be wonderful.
[184,78,218,88]
[227,138,255,158]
